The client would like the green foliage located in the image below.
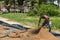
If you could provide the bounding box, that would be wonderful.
[27,3,38,16]
[28,4,60,16]
[28,9,37,16]
[51,17,60,30]
[0,0,4,1]
[39,4,60,16]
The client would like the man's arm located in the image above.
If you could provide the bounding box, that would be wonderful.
[38,16,41,27]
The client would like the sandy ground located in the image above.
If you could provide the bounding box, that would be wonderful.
[0,25,59,40]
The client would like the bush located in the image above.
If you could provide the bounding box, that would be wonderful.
[27,9,37,16]
[28,4,60,16]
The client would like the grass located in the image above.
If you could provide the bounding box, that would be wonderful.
[51,17,60,30]
[0,13,39,27]
[0,13,60,30]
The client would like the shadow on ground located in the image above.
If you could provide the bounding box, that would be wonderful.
[0,21,30,30]
[51,32,60,38]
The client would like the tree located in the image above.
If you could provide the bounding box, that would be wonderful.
[18,0,24,6]
[38,0,47,7]
[57,0,60,8]
[4,0,9,5]
[0,0,4,1]
[31,0,37,9]
[49,0,55,4]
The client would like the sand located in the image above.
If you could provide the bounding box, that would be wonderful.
[0,25,59,40]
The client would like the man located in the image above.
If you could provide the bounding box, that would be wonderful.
[38,13,52,32]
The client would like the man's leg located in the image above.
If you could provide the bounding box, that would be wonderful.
[48,21,52,32]
[48,26,51,32]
